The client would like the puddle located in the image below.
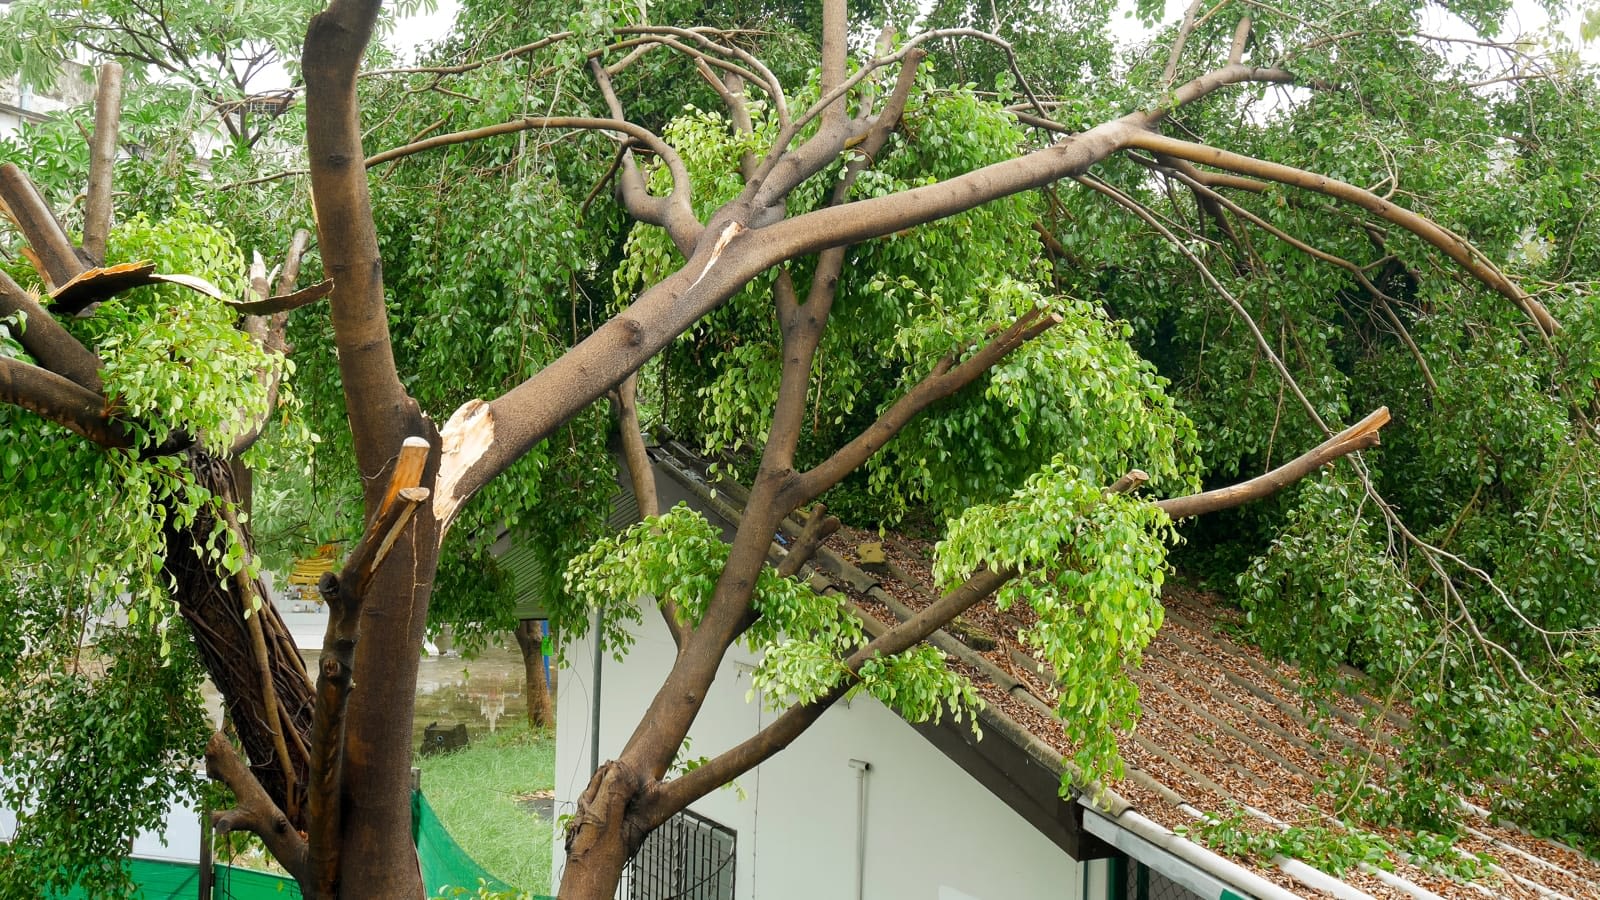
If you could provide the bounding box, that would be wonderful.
[199,643,538,753]
[413,644,529,747]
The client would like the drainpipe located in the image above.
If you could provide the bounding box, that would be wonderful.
[590,609,603,777]
[848,759,871,900]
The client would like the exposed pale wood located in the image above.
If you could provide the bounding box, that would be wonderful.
[375,436,430,521]
[368,486,429,576]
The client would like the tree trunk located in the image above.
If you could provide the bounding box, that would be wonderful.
[324,513,442,898]
[558,761,653,900]
[168,451,313,827]
[514,619,553,730]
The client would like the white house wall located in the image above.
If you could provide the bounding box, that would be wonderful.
[555,602,1086,900]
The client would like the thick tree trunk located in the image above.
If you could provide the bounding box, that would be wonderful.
[323,514,441,899]
[167,452,314,827]
[514,619,553,729]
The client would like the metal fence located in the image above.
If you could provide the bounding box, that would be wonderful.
[618,809,736,900]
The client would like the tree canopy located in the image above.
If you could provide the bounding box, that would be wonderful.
[0,0,1598,897]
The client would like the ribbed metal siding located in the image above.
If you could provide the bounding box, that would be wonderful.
[502,480,640,621]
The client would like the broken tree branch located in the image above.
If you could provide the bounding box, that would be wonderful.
[775,503,841,579]
[231,279,335,316]
[1157,407,1390,519]
[0,356,129,448]
[0,269,102,391]
[83,63,124,265]
[0,164,87,289]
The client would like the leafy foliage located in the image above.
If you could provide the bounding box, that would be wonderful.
[0,576,208,899]
[937,460,1175,783]
[618,79,1199,525]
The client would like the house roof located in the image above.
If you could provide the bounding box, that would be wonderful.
[647,441,1600,900]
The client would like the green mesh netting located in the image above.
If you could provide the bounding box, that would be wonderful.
[413,789,519,898]
[49,791,550,899]
[54,857,299,899]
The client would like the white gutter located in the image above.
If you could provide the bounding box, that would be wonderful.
[1082,806,1303,900]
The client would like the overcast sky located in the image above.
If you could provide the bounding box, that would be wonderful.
[387,0,1596,69]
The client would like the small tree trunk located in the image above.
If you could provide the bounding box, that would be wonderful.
[514,619,553,729]
[558,761,651,900]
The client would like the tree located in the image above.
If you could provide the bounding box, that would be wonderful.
[2,1,1597,898]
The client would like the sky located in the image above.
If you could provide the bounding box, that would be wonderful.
[387,0,1598,64]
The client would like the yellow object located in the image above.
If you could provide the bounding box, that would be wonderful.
[286,543,340,585]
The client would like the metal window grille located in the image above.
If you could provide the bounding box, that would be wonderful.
[1122,859,1205,900]
[618,809,736,900]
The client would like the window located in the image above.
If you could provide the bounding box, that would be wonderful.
[620,809,735,900]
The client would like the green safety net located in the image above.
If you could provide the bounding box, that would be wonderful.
[54,857,300,899]
[412,789,519,898]
[49,790,551,899]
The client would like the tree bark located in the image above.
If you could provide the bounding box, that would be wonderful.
[167,452,314,827]
[514,619,553,730]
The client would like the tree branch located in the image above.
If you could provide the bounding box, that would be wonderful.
[650,565,1014,815]
[232,231,313,456]
[0,356,130,448]
[446,64,1298,512]
[83,63,124,265]
[1157,407,1390,518]
[775,503,840,579]
[794,308,1063,503]
[1123,130,1559,336]
[610,373,682,644]
[587,60,700,251]
[304,0,417,502]
[0,270,102,392]
[360,32,572,78]
[231,279,334,316]
[205,731,309,885]
[0,164,87,289]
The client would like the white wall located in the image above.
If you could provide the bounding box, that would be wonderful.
[555,605,1087,900]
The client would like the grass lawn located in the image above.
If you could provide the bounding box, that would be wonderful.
[417,723,556,897]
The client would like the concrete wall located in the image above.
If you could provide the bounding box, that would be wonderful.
[554,604,1088,900]
[0,64,93,139]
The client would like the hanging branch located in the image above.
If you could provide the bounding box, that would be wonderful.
[1122,130,1559,336]
[1157,408,1390,518]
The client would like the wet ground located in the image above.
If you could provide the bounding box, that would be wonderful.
[199,636,538,754]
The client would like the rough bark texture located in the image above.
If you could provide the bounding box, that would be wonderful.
[167,452,314,827]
